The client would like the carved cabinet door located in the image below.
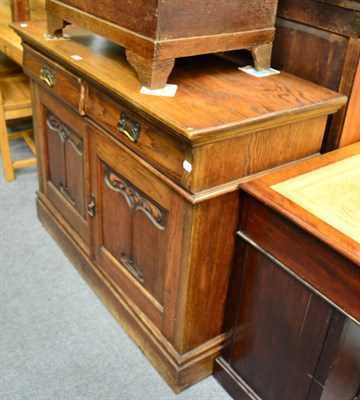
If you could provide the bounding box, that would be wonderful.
[34,87,89,249]
[88,125,185,331]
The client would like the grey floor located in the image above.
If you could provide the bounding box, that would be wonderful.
[0,138,232,400]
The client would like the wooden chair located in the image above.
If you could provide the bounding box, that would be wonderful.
[0,53,36,181]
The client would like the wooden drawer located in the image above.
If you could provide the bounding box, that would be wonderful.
[23,44,86,114]
[86,86,187,185]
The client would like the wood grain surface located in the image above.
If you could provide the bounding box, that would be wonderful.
[13,21,347,139]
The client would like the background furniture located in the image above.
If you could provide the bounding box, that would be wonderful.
[272,0,360,151]
[45,0,279,89]
[13,20,345,392]
[0,0,46,65]
[0,53,36,181]
[0,0,45,180]
[215,143,360,400]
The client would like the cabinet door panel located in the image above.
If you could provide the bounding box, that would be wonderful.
[90,126,181,328]
[46,112,66,189]
[46,111,86,217]
[132,211,167,298]
[101,171,132,262]
[229,238,333,400]
[38,88,89,247]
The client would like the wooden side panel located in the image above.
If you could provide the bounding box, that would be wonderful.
[272,5,360,151]
[338,52,360,148]
[324,38,360,150]
[159,0,278,38]
[48,0,277,39]
[277,0,360,37]
[52,0,159,38]
[188,117,327,193]
[272,19,348,91]
[227,239,332,400]
[174,191,240,352]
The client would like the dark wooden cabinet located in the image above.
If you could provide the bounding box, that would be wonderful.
[215,144,360,400]
[220,239,333,400]
[15,21,346,392]
[272,0,360,151]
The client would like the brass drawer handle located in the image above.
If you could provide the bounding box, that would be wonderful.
[40,65,56,88]
[117,112,141,143]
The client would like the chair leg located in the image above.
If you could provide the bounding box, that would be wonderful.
[22,131,37,155]
[0,102,15,181]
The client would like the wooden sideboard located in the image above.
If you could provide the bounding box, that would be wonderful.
[272,0,360,151]
[13,20,346,392]
[215,143,360,400]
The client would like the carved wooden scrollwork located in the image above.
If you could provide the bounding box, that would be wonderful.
[104,167,167,230]
[46,111,83,155]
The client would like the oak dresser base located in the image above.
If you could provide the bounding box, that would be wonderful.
[36,194,223,392]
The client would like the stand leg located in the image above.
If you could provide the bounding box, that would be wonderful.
[252,43,273,71]
[126,50,175,90]
[47,14,69,37]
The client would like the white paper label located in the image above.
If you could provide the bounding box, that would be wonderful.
[238,65,280,77]
[71,55,83,61]
[140,84,178,97]
[183,160,193,173]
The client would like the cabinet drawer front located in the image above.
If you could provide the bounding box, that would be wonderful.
[23,45,86,114]
[86,86,186,184]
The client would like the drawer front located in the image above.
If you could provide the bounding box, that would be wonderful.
[23,45,86,114]
[86,86,186,185]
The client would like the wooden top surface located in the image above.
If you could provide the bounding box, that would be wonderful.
[241,142,360,265]
[0,0,45,65]
[12,20,347,141]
